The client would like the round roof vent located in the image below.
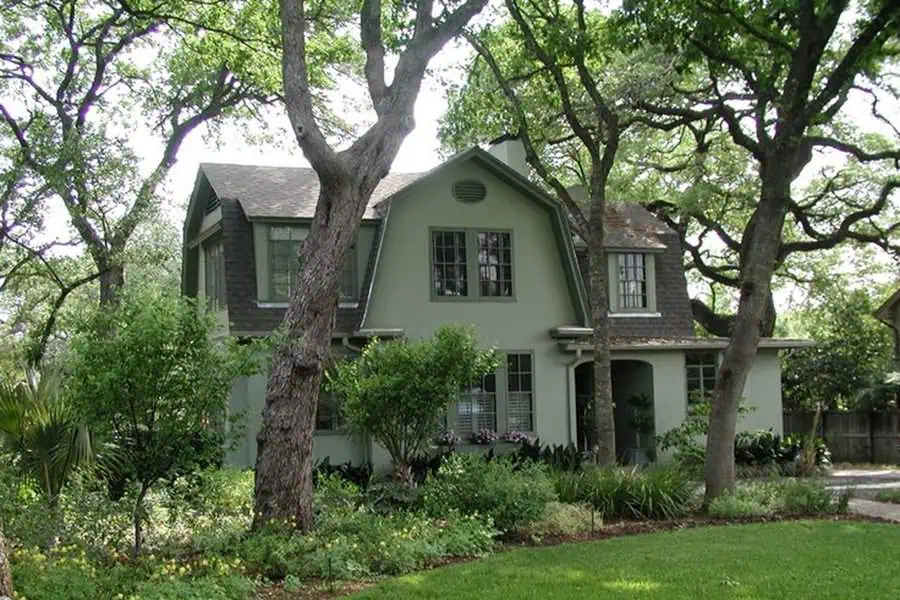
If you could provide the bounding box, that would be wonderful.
[453,179,487,203]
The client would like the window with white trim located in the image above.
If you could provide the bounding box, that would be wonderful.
[506,352,534,431]
[457,373,497,435]
[686,351,718,404]
[204,239,226,311]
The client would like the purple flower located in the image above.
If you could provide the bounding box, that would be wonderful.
[470,429,498,445]
[434,430,461,447]
[501,430,532,444]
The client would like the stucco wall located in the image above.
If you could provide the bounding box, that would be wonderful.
[364,159,580,449]
[739,349,784,434]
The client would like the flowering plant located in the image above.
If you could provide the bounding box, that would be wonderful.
[434,430,461,447]
[470,429,498,445]
[501,430,532,444]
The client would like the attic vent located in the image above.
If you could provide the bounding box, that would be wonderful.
[205,194,221,213]
[452,179,487,203]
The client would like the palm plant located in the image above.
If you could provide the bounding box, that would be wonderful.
[0,368,96,512]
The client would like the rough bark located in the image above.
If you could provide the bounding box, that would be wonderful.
[254,0,488,532]
[0,522,12,598]
[99,263,126,306]
[690,294,776,338]
[704,163,791,501]
[588,191,615,465]
[132,482,150,558]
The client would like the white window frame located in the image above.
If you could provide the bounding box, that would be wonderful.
[607,252,657,313]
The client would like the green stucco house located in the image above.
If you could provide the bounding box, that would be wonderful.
[182,138,809,468]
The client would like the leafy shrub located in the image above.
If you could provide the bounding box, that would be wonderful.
[707,495,771,518]
[132,575,255,600]
[778,479,841,514]
[510,438,584,472]
[521,502,599,537]
[875,490,900,504]
[734,430,783,465]
[313,457,373,490]
[554,465,696,520]
[241,510,494,580]
[422,453,556,532]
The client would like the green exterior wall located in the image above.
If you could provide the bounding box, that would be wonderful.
[364,159,581,449]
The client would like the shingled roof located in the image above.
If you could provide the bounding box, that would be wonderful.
[200,163,423,220]
[199,162,672,250]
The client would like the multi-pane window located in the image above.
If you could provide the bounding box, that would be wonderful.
[269,226,356,302]
[204,240,226,311]
[457,373,497,435]
[316,391,343,432]
[686,351,718,404]
[617,253,648,309]
[506,353,534,431]
[432,230,468,297]
[269,226,304,302]
[477,232,513,297]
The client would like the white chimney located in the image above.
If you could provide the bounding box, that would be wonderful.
[487,134,528,177]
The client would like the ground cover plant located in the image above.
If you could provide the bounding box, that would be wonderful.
[875,490,900,504]
[350,520,900,600]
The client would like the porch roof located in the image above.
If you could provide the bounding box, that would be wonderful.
[550,328,815,352]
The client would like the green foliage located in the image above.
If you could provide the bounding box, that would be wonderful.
[875,490,900,504]
[553,465,696,520]
[778,480,843,515]
[327,326,497,475]
[521,501,599,537]
[66,290,262,553]
[421,453,556,533]
[0,368,101,511]
[510,438,584,472]
[782,285,894,411]
[707,495,771,519]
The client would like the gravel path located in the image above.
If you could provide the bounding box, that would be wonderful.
[825,468,900,521]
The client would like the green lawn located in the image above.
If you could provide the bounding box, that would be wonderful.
[350,521,900,600]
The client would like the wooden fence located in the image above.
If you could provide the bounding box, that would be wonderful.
[783,411,900,464]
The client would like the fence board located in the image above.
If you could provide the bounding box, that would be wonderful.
[783,410,900,464]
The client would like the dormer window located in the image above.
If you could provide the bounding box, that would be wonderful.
[203,238,225,311]
[608,252,657,313]
[267,225,358,303]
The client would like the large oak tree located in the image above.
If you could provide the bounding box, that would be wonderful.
[620,0,900,500]
[254,0,488,532]
[440,0,688,463]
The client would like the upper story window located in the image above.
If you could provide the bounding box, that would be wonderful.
[617,253,647,309]
[686,351,718,404]
[608,252,656,313]
[431,229,514,300]
[268,225,358,302]
[478,232,513,297]
[432,230,468,297]
[204,239,226,311]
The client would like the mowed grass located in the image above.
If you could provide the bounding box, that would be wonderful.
[350,520,900,600]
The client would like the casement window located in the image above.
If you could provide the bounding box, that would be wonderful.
[457,373,497,436]
[477,232,513,297]
[608,252,657,313]
[506,352,534,431]
[203,240,226,311]
[316,391,343,432]
[431,230,468,297]
[268,225,357,302]
[431,229,514,300]
[269,226,304,302]
[686,351,718,404]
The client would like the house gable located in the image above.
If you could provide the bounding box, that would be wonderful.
[364,153,586,346]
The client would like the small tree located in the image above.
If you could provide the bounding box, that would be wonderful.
[67,291,262,556]
[327,325,497,482]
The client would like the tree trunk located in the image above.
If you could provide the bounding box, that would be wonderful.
[589,189,615,465]
[132,482,150,558]
[704,165,791,501]
[254,183,360,532]
[99,262,125,305]
[0,522,12,598]
[691,294,777,337]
